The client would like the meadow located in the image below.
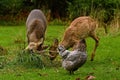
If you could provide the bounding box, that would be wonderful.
[0,25,120,80]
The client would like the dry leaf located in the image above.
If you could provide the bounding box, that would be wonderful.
[85,75,95,80]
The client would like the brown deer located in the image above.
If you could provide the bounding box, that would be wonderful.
[49,16,99,61]
[25,9,47,52]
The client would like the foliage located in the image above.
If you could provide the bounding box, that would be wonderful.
[0,0,27,25]
[0,0,120,27]
[0,0,23,15]
[67,0,120,21]
[67,0,91,20]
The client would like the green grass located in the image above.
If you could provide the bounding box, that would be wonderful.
[0,25,120,80]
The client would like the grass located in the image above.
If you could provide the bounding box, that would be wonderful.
[0,25,120,80]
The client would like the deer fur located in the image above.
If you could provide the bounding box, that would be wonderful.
[49,16,99,61]
[26,9,47,51]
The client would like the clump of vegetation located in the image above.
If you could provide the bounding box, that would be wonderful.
[15,49,60,68]
[16,50,45,69]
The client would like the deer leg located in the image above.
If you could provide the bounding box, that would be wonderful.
[90,34,99,61]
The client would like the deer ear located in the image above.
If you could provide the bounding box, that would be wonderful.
[37,38,44,45]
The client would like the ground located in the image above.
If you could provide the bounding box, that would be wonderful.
[0,25,120,80]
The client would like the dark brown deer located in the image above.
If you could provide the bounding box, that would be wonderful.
[25,9,47,52]
[49,16,99,61]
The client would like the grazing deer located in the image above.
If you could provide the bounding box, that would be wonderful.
[58,39,87,74]
[25,9,47,51]
[49,16,99,61]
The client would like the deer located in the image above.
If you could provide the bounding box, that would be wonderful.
[49,16,99,61]
[25,9,48,52]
